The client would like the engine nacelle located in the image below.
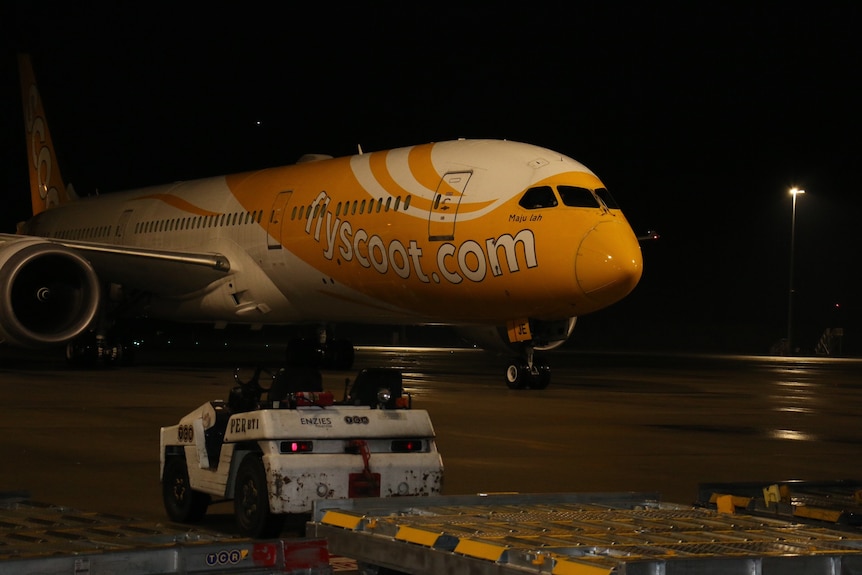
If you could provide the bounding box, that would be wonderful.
[456,317,578,353]
[0,238,101,348]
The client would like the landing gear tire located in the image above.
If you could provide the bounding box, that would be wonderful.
[234,454,285,538]
[162,456,210,523]
[65,332,135,367]
[103,341,135,366]
[65,335,99,368]
[505,360,551,390]
[531,361,551,390]
[506,364,527,389]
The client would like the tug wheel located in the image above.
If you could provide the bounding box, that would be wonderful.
[234,454,285,538]
[162,456,210,523]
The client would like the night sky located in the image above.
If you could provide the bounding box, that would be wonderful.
[2,3,861,355]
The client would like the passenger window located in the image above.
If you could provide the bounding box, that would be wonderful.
[557,186,600,208]
[595,187,620,209]
[518,186,558,209]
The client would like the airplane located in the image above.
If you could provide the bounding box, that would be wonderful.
[0,54,643,389]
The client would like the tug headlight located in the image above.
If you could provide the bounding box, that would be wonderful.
[377,389,391,406]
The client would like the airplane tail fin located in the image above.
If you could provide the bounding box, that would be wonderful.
[18,54,76,216]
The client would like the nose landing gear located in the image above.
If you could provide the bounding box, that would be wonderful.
[505,346,550,390]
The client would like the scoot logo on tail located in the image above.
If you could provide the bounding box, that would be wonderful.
[24,85,60,208]
[19,54,69,214]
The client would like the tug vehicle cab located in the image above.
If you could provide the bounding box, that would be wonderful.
[159,366,443,537]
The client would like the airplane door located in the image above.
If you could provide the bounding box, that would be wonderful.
[267,191,293,249]
[114,209,133,242]
[428,171,471,241]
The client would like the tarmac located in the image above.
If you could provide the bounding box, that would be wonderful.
[1,341,861,537]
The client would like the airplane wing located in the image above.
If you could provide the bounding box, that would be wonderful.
[0,233,231,297]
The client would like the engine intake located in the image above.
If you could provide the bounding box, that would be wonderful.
[0,239,101,347]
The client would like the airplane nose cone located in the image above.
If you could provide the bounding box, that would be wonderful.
[576,221,643,304]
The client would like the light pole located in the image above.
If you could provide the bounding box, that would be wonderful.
[786,187,805,355]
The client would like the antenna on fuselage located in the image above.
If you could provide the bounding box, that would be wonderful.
[357,144,363,155]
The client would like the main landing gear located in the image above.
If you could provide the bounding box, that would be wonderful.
[65,330,135,367]
[505,345,550,390]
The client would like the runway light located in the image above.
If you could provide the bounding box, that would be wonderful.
[281,440,313,453]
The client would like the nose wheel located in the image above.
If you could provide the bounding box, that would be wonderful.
[505,353,551,390]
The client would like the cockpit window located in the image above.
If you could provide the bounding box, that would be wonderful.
[519,186,558,209]
[595,187,620,209]
[557,186,600,208]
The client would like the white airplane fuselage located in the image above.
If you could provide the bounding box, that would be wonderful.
[19,139,642,328]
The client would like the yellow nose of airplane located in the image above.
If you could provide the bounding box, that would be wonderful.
[576,220,643,304]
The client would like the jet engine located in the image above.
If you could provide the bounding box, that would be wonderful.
[0,238,101,347]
